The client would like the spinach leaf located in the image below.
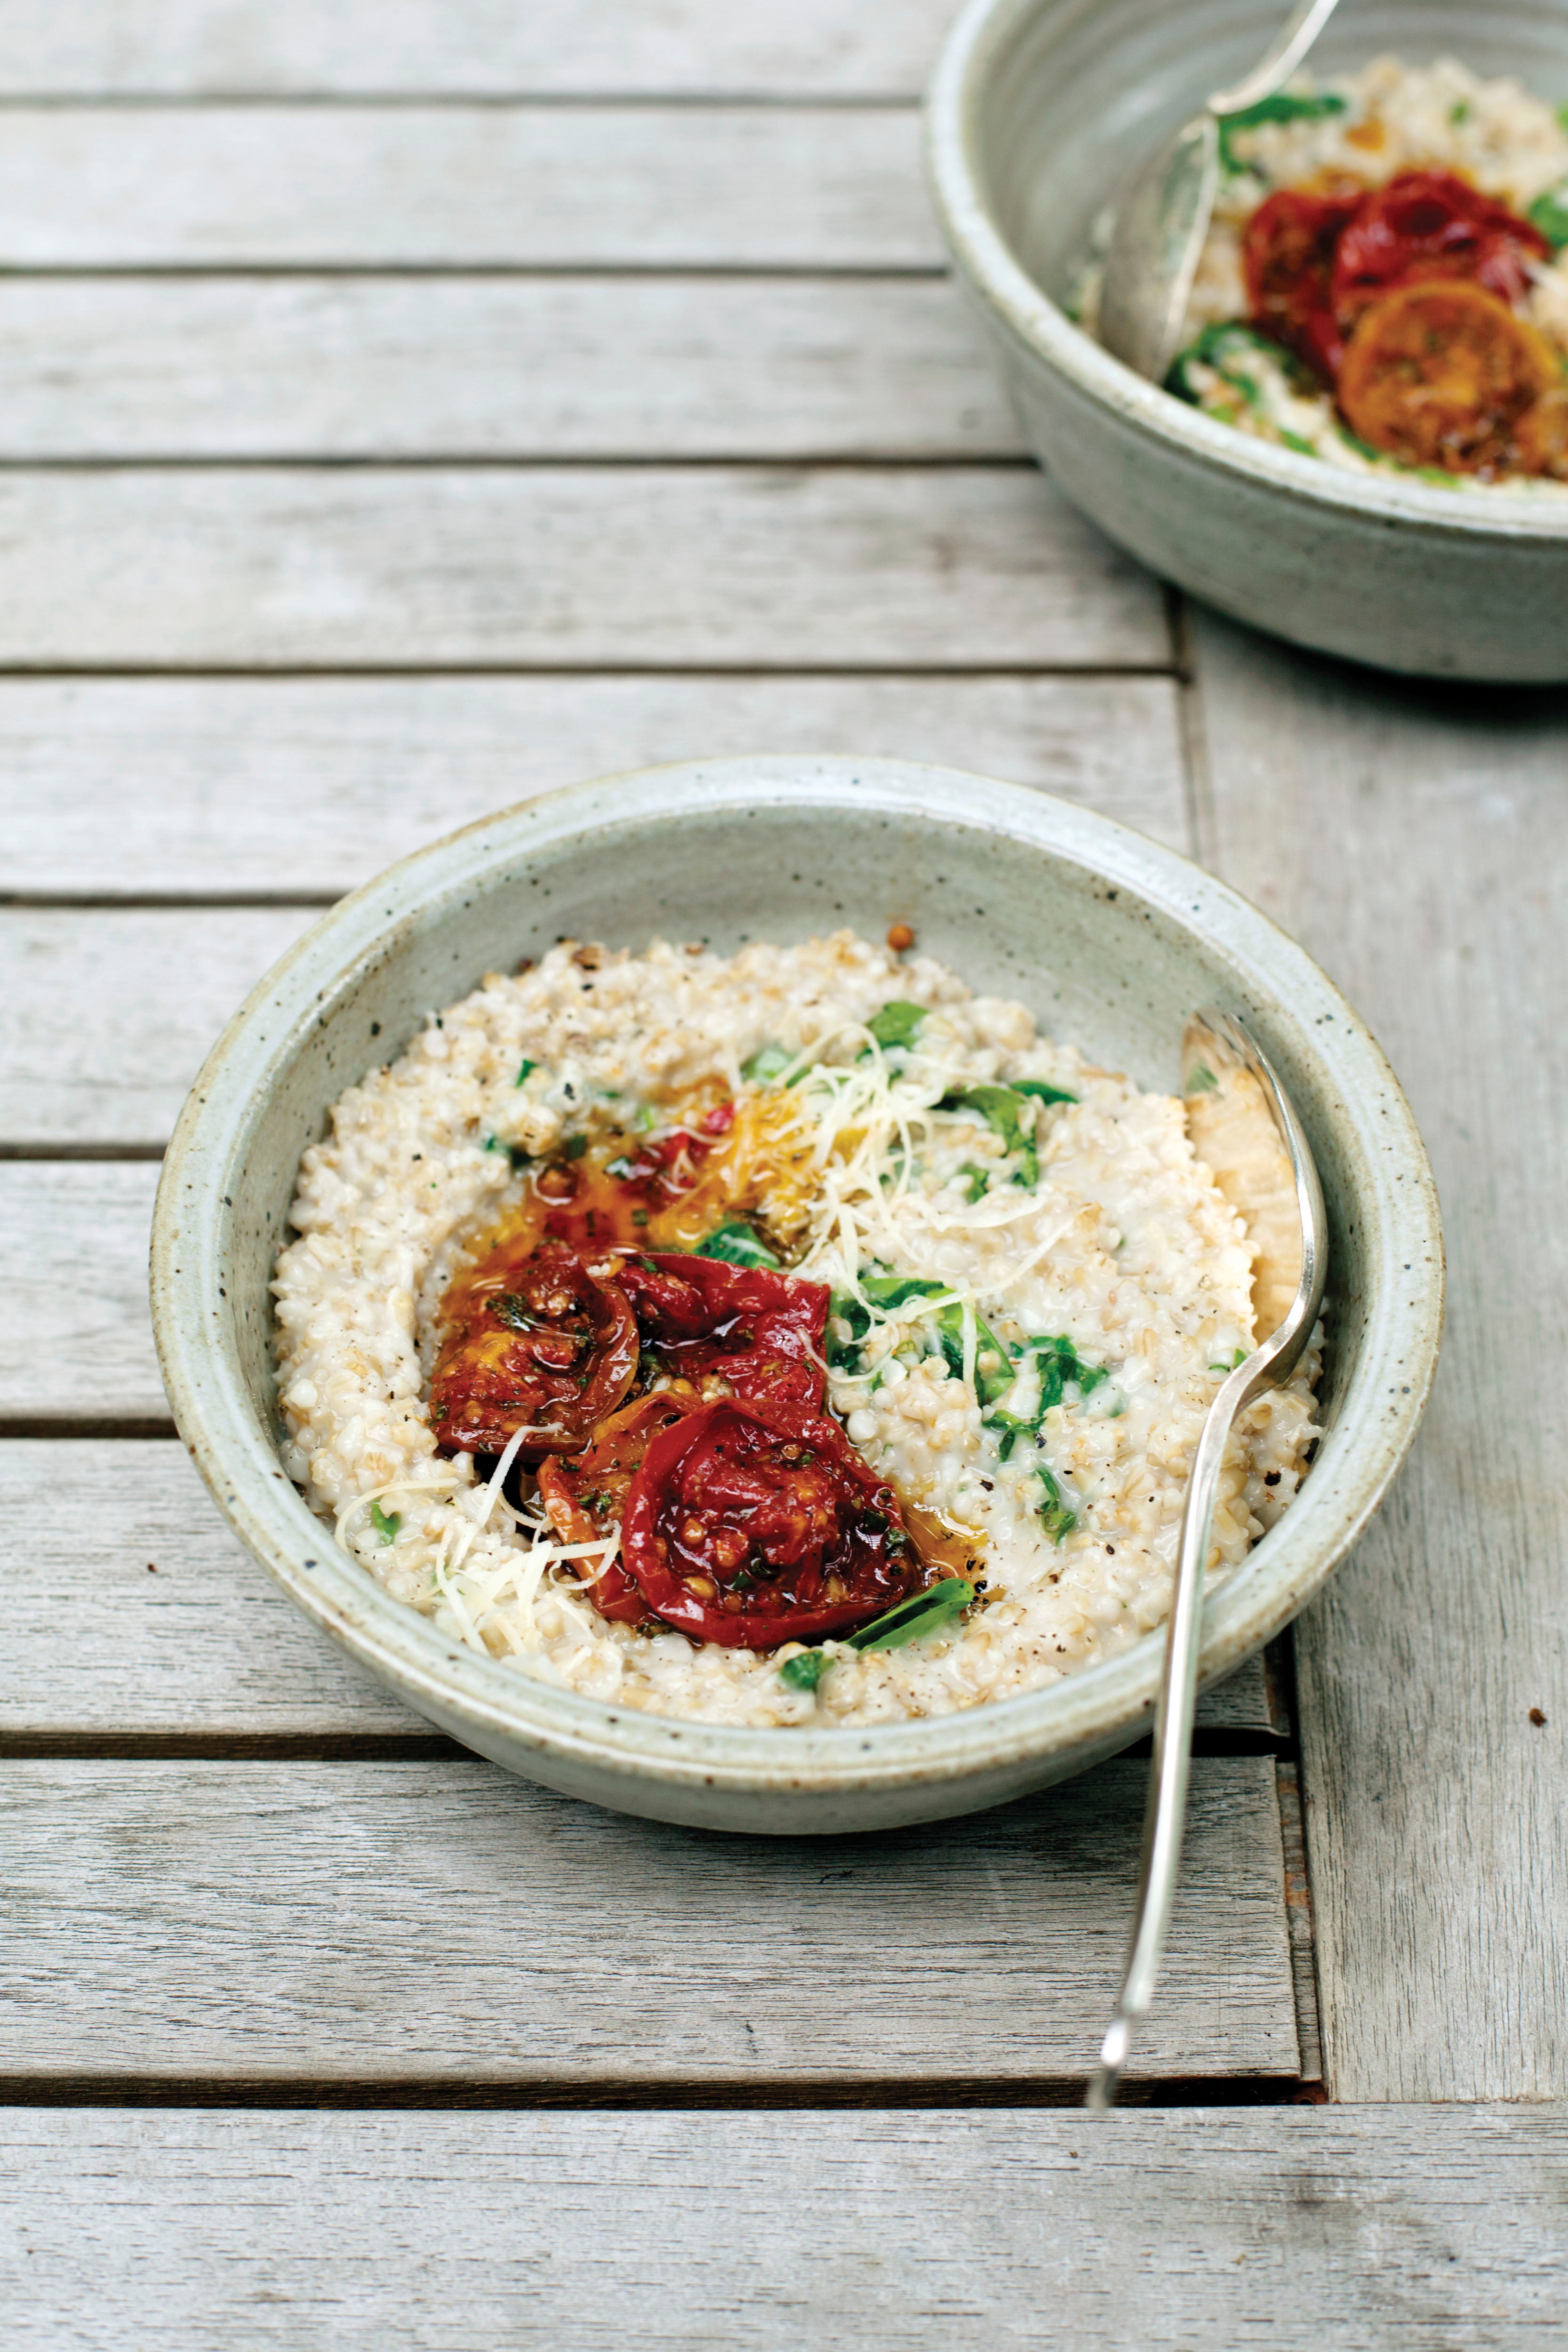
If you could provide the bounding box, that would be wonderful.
[778,1649,832,1692]
[1164,319,1306,408]
[940,1084,1039,1186]
[743,1041,796,1084]
[856,1273,1010,1404]
[515,1057,537,1087]
[848,1577,975,1652]
[1217,88,1347,175]
[866,1000,928,1052]
[1012,1079,1078,1107]
[1528,186,1568,250]
[1036,1467,1076,1545]
[369,1501,401,1545]
[958,1162,990,1204]
[696,1220,781,1269]
[827,1291,872,1372]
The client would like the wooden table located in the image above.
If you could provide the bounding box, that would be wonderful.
[2,4,1564,2340]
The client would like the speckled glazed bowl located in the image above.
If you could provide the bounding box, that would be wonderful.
[151,758,1443,1833]
[927,0,1568,681]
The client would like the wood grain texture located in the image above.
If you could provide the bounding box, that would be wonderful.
[0,0,957,98]
[0,468,1165,670]
[0,1441,1280,1741]
[0,1163,164,1420]
[0,276,1020,459]
[0,106,939,270]
[2,1754,1298,2083]
[1194,610,1568,2101]
[0,674,1190,898]
[7,2107,1566,2351]
[0,907,312,1143]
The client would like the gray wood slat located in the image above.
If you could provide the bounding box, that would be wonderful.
[2,1754,1298,2084]
[0,0,957,99]
[1194,610,1568,2102]
[0,1164,163,1419]
[0,276,1021,460]
[0,106,938,270]
[0,907,311,1144]
[0,1440,1281,1741]
[0,468,1165,670]
[6,2107,1565,2350]
[0,674,1190,899]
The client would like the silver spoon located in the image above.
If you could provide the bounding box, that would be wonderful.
[1086,1010,1327,2110]
[1097,0,1344,383]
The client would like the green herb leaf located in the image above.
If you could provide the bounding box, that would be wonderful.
[696,1219,781,1269]
[778,1649,832,1692]
[369,1501,401,1545]
[1012,1079,1078,1107]
[1528,186,1568,251]
[861,1272,948,1312]
[561,1132,589,1160]
[847,1577,975,1653]
[1216,88,1347,174]
[1208,1345,1250,1373]
[491,1293,551,1335]
[939,1084,1039,1186]
[1449,99,1472,125]
[515,1057,537,1088]
[984,1407,1036,1463]
[743,1041,796,1084]
[1164,320,1309,408]
[958,1162,990,1204]
[1035,1467,1076,1545]
[827,1290,872,1372]
[866,1000,927,1051]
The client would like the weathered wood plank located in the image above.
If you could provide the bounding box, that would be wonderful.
[0,468,1165,670]
[0,908,312,1144]
[6,2108,1565,2350]
[0,107,938,270]
[0,1,957,99]
[0,276,1020,460]
[0,674,1189,898]
[1194,609,1568,2102]
[2,1755,1297,2082]
[0,1163,164,1421]
[0,1441,1280,1741]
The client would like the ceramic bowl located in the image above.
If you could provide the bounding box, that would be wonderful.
[926,0,1568,682]
[151,757,1443,1834]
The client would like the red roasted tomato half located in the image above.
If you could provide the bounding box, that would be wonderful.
[621,1397,924,1647]
[428,1238,640,1458]
[1331,170,1551,326]
[615,1251,828,1411]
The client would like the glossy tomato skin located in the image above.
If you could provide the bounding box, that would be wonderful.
[537,1390,700,1622]
[1244,187,1363,381]
[616,1252,829,1411]
[1331,170,1550,323]
[622,1397,923,1647]
[428,1238,640,1458]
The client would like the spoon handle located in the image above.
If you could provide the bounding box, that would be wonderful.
[1083,1358,1243,2109]
[1208,0,1343,117]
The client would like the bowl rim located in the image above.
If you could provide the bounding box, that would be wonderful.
[151,754,1445,1810]
[925,0,1568,546]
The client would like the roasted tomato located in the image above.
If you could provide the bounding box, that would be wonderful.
[536,1391,700,1622]
[621,1398,924,1647]
[1243,186,1363,381]
[1331,170,1551,327]
[616,1251,829,1411]
[1338,280,1561,474]
[428,1238,640,1457]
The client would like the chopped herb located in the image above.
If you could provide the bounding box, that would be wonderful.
[958,1162,990,1204]
[1337,424,1390,465]
[515,1057,537,1087]
[561,1133,589,1160]
[1012,1079,1078,1107]
[827,1291,872,1372]
[491,1293,551,1335]
[696,1219,781,1269]
[866,1000,927,1051]
[939,1084,1040,1185]
[743,1041,796,1084]
[1035,1467,1076,1545]
[1164,319,1308,409]
[605,1155,640,1179]
[848,1577,975,1652]
[369,1501,400,1545]
[632,1209,649,1228]
[858,1272,1011,1405]
[1208,1345,1250,1373]
[1528,186,1568,251]
[1216,88,1347,175]
[779,1649,832,1692]
[984,1407,1036,1463]
[1280,428,1318,457]
[1449,99,1471,125]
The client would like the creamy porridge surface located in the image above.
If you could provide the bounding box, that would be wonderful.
[273,931,1320,1729]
